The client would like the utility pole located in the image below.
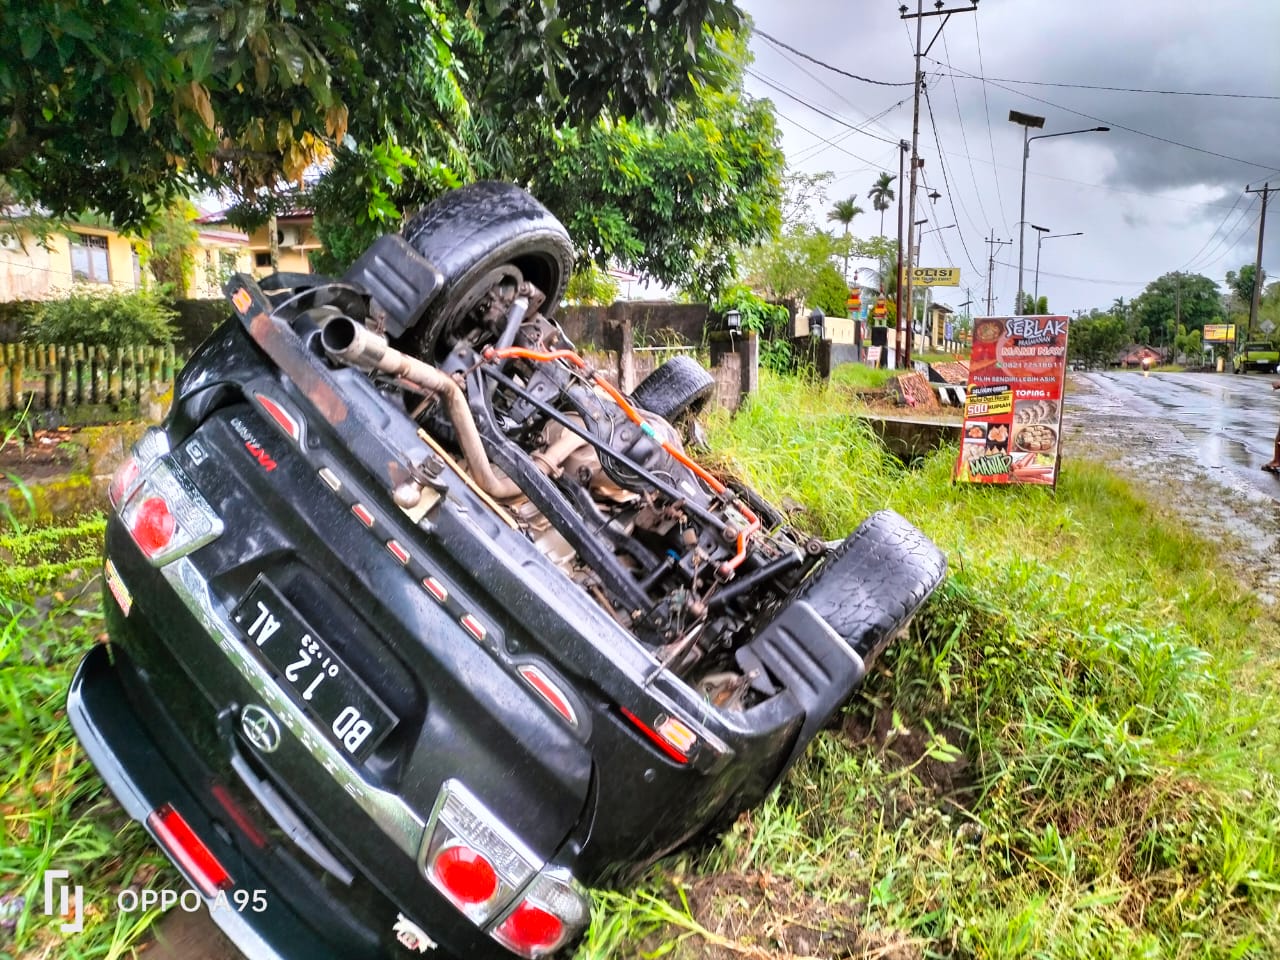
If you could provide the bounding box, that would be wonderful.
[894,139,908,367]
[899,0,977,367]
[1245,182,1273,341]
[984,230,1010,314]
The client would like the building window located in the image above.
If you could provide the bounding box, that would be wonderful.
[71,233,111,283]
[254,252,272,269]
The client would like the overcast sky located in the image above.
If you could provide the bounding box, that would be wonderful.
[740,0,1280,316]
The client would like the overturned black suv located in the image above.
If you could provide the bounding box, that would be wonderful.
[69,183,945,959]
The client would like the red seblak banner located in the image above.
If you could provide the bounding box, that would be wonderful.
[954,315,1070,486]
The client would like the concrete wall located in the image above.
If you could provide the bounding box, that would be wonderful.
[557,301,707,348]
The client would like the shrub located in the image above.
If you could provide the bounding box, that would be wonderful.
[26,288,177,347]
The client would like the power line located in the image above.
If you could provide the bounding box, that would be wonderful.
[939,73,1280,100]
[1178,191,1249,272]
[933,147,1244,210]
[752,29,914,87]
[1193,206,1263,274]
[771,111,895,169]
[941,31,992,232]
[922,85,981,273]
[745,69,905,148]
[972,14,1010,229]
[994,260,1144,286]
[930,56,1280,172]
[791,96,912,165]
[758,36,910,147]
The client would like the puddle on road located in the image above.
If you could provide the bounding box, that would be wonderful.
[1065,374,1280,602]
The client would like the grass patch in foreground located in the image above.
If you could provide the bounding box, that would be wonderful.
[0,519,176,959]
[584,374,1280,959]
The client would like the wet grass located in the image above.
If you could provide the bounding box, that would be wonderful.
[4,376,1279,958]
[0,524,175,959]
[584,373,1280,959]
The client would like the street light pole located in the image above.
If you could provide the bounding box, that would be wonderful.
[1034,229,1083,305]
[900,0,976,367]
[1009,110,1044,315]
[1030,224,1049,307]
[1009,112,1108,314]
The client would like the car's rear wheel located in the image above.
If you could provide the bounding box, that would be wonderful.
[791,510,948,665]
[630,355,716,421]
[397,182,575,362]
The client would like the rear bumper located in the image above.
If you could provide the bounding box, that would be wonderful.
[68,643,345,960]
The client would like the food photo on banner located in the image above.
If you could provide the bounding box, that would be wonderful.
[954,315,1070,486]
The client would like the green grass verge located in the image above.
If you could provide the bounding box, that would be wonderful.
[830,363,897,391]
[4,377,1279,959]
[584,373,1280,959]
[0,516,175,959]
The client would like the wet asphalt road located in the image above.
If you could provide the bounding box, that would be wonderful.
[1075,369,1280,502]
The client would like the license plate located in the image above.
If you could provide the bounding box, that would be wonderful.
[233,578,396,761]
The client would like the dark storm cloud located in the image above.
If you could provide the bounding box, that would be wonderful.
[742,0,1279,305]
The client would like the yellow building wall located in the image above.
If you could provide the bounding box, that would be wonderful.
[0,227,138,300]
[191,245,254,299]
[246,222,320,277]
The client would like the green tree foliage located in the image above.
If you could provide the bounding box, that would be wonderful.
[306,21,783,299]
[809,265,852,317]
[27,289,176,347]
[826,197,862,281]
[531,86,783,300]
[1173,324,1203,364]
[1131,272,1220,344]
[712,283,789,336]
[742,224,845,304]
[564,264,620,306]
[867,172,896,237]
[140,202,200,297]
[1067,310,1128,368]
[1225,264,1266,314]
[1015,292,1049,315]
[712,284,791,372]
[1,0,746,228]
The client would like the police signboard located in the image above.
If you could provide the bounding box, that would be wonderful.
[902,266,960,287]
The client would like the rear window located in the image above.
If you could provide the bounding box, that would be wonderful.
[1243,343,1273,351]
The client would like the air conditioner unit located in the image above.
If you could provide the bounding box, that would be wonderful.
[277,226,302,248]
[0,234,21,251]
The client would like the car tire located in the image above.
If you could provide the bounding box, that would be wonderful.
[793,509,947,665]
[397,182,576,361]
[630,355,716,421]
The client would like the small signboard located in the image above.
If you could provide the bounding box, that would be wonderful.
[954,315,1070,487]
[866,346,882,368]
[1203,323,1237,342]
[903,266,960,287]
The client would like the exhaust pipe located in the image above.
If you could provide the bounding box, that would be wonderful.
[322,318,521,500]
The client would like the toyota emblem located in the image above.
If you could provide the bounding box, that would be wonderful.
[240,704,281,754]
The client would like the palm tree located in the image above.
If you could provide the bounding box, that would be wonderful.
[867,172,896,238]
[827,197,864,282]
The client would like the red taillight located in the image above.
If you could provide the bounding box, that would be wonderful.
[146,804,233,896]
[108,455,140,507]
[116,459,223,566]
[131,496,175,556]
[497,902,564,955]
[431,844,498,905]
[619,706,691,764]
